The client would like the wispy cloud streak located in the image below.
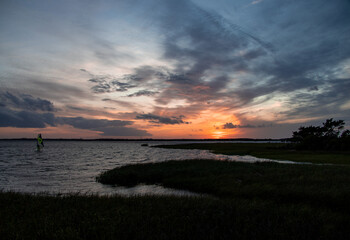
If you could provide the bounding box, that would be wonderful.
[136,113,190,125]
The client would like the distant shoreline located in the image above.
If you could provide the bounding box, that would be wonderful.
[0,138,288,142]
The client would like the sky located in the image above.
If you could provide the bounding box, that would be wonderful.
[1,0,350,139]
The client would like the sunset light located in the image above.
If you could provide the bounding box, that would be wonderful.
[1,1,350,238]
[212,131,226,139]
[0,0,349,139]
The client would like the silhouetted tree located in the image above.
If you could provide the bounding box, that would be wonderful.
[341,129,350,138]
[292,118,349,150]
[322,118,344,138]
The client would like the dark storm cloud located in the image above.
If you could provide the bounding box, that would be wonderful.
[112,81,135,92]
[229,0,350,105]
[136,113,190,125]
[135,0,350,118]
[57,117,132,129]
[87,65,168,95]
[57,116,151,137]
[0,102,151,136]
[91,79,136,93]
[281,78,350,121]
[145,0,272,106]
[127,90,159,97]
[87,0,273,107]
[89,78,112,93]
[83,69,137,94]
[90,0,350,129]
[79,0,283,108]
[0,91,55,112]
[0,107,56,128]
[122,65,170,82]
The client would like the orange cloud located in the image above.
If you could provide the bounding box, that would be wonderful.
[143,109,244,139]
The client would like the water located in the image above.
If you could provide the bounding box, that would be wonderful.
[0,140,285,196]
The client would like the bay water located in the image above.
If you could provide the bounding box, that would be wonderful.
[0,140,282,196]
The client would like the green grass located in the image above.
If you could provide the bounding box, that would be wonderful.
[154,143,350,164]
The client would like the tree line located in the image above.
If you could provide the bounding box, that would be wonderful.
[291,118,350,150]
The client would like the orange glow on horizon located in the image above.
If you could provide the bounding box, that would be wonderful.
[0,110,249,139]
[142,110,244,139]
[212,131,227,139]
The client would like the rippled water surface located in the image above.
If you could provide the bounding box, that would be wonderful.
[0,140,281,195]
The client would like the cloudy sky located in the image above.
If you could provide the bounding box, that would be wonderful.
[1,0,350,139]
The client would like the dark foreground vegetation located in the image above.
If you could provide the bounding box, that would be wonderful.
[291,118,350,151]
[95,160,350,239]
[2,160,350,240]
[97,160,350,205]
[3,186,349,240]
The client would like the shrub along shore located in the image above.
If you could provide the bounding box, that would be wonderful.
[1,142,350,239]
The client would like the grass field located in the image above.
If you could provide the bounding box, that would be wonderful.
[0,168,350,240]
[154,142,350,164]
[96,159,350,239]
[97,160,350,207]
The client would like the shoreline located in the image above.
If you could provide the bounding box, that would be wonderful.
[153,142,350,165]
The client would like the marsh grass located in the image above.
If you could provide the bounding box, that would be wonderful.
[97,160,350,209]
[95,159,350,239]
[1,189,349,240]
[154,143,350,164]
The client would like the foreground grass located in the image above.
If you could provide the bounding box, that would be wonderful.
[1,189,349,240]
[96,160,350,239]
[154,143,350,164]
[3,159,350,239]
[97,160,350,207]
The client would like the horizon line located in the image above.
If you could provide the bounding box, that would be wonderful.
[0,138,289,141]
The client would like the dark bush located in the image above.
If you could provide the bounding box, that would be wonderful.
[291,118,350,150]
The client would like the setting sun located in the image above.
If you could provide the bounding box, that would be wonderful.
[212,131,226,139]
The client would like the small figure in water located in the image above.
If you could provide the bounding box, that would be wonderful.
[37,133,44,151]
